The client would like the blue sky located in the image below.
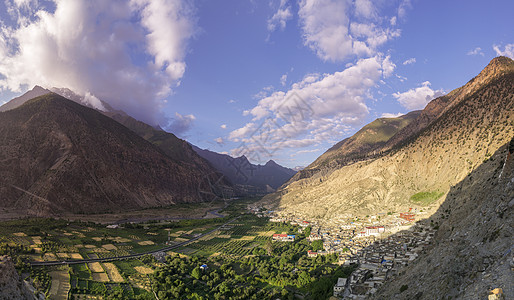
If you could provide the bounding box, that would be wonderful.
[0,0,513,168]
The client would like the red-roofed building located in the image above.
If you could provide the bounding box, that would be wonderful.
[400,213,415,222]
[272,234,295,242]
[307,250,318,258]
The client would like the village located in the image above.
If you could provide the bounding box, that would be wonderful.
[249,205,436,299]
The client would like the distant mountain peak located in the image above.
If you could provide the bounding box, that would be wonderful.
[0,85,51,112]
[265,160,278,166]
[33,85,48,92]
[488,55,514,67]
[474,56,514,83]
[191,146,296,191]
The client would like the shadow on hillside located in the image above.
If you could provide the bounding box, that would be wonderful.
[333,139,514,300]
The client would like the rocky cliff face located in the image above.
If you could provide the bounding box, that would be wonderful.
[372,138,514,300]
[0,93,227,216]
[263,57,514,219]
[0,256,36,300]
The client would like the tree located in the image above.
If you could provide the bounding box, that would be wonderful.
[191,267,201,280]
[304,226,311,237]
[264,240,273,255]
[312,240,323,251]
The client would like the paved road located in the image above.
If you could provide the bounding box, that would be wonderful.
[30,216,240,267]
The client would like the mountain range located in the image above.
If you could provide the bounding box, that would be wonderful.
[0,85,297,216]
[192,145,296,194]
[0,92,232,216]
[262,56,514,219]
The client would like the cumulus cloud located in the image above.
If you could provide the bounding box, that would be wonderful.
[467,47,484,56]
[493,44,514,59]
[393,81,445,110]
[167,112,195,136]
[267,0,293,32]
[214,137,224,145]
[229,55,395,163]
[0,0,197,126]
[402,57,416,65]
[298,0,401,61]
[381,112,404,118]
[354,0,376,19]
[220,124,227,129]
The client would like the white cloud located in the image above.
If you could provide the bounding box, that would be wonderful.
[253,85,275,99]
[298,0,401,62]
[381,112,404,118]
[0,0,197,126]
[398,0,411,19]
[467,47,484,56]
[402,57,416,65]
[167,112,195,136]
[220,124,227,129]
[229,55,394,163]
[493,44,514,59]
[280,74,287,86]
[393,81,445,110]
[267,0,293,32]
[214,137,224,145]
[390,16,397,26]
[354,0,376,19]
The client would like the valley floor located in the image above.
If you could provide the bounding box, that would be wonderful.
[0,197,354,299]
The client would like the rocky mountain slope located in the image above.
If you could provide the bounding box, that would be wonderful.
[0,85,50,112]
[372,137,514,300]
[289,110,421,182]
[0,256,38,299]
[192,146,296,193]
[0,93,228,216]
[262,56,514,219]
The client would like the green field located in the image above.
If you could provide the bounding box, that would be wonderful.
[410,191,445,205]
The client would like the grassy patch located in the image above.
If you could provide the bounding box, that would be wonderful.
[410,191,444,205]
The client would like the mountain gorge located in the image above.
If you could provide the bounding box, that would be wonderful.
[263,57,514,219]
[192,146,296,194]
[0,93,228,216]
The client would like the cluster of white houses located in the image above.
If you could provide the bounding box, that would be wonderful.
[249,205,435,299]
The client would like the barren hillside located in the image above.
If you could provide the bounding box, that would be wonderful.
[262,57,514,220]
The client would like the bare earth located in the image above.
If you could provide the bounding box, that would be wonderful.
[48,270,70,300]
[102,263,124,282]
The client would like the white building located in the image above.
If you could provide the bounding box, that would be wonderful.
[333,278,347,296]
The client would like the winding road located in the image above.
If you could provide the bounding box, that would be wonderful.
[30,216,240,267]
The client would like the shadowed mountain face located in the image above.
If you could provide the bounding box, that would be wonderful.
[263,56,514,219]
[191,146,296,193]
[372,138,514,300]
[0,93,227,216]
